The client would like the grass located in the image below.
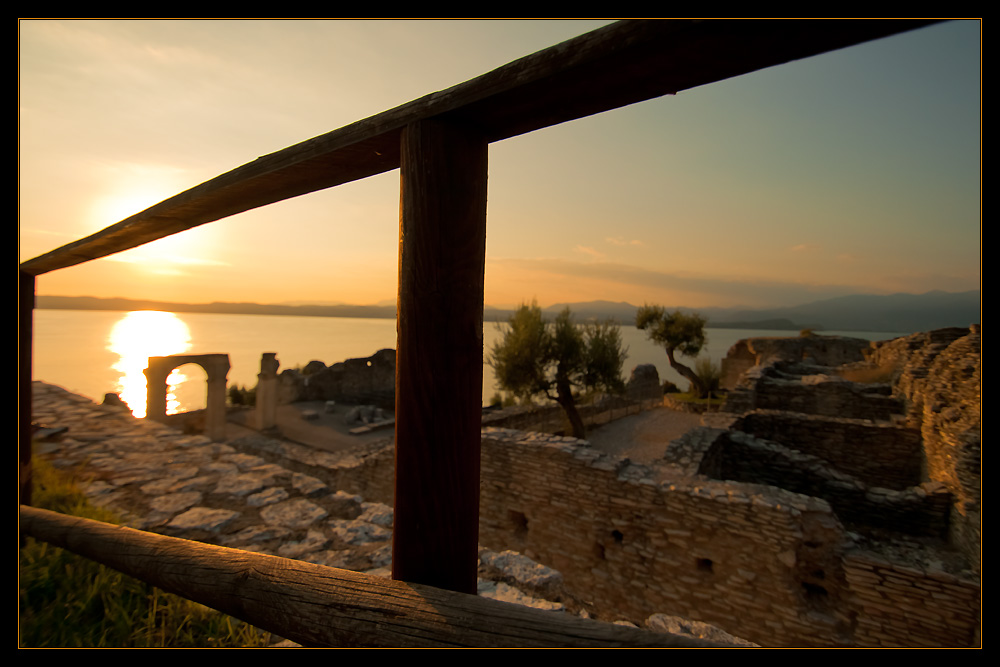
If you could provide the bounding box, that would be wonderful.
[667,392,726,408]
[18,455,274,648]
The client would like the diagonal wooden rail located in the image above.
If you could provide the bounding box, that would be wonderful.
[19,505,729,648]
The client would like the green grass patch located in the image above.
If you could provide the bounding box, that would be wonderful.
[19,456,273,648]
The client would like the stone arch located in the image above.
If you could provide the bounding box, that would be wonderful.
[144,354,230,441]
[169,360,209,412]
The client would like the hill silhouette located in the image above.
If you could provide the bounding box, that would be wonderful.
[37,290,979,334]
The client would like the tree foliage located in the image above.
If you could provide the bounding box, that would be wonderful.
[488,301,627,438]
[635,304,711,398]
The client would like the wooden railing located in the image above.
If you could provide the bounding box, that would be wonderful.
[20,505,724,647]
[18,19,939,646]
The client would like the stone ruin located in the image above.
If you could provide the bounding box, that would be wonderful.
[716,326,980,577]
[626,363,662,402]
[671,326,981,646]
[277,349,396,410]
[145,353,231,442]
[342,404,391,428]
[229,326,979,646]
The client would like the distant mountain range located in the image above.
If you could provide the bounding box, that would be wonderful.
[35,296,398,321]
[37,290,979,334]
[707,291,981,333]
[530,291,980,333]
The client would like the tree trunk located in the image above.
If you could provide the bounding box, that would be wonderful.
[555,379,587,439]
[666,347,705,398]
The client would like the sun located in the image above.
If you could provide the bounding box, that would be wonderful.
[88,185,227,274]
[107,310,192,417]
[88,185,169,232]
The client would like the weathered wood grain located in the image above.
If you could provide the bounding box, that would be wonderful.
[20,505,729,647]
[393,119,488,594]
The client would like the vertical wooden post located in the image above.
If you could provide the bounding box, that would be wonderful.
[19,270,35,507]
[393,118,488,594]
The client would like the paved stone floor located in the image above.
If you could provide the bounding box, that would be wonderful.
[227,400,392,454]
[28,382,706,572]
[584,407,703,464]
[26,381,563,611]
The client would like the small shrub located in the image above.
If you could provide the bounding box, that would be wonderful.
[692,357,722,399]
[665,391,726,409]
[227,384,256,407]
[489,391,519,408]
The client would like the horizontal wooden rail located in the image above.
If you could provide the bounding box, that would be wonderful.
[19,505,729,648]
[19,19,937,277]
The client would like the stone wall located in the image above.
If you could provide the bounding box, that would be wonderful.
[731,410,922,490]
[476,429,856,647]
[481,397,660,436]
[866,326,981,575]
[726,370,905,421]
[844,551,980,647]
[236,420,977,647]
[721,335,870,390]
[700,430,953,539]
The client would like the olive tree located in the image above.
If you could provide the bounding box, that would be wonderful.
[488,302,627,439]
[635,304,710,398]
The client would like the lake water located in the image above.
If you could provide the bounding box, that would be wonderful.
[29,308,907,417]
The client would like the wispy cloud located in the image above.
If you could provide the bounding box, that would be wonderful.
[573,245,605,260]
[605,236,643,247]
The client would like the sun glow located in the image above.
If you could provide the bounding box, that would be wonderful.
[107,311,192,417]
[84,165,229,275]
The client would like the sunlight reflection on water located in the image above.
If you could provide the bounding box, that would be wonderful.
[107,311,192,417]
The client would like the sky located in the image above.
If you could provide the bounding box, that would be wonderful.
[18,19,981,311]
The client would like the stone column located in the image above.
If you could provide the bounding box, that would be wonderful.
[255,352,280,433]
[143,364,168,423]
[205,360,229,442]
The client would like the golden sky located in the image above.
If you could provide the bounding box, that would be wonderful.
[19,19,981,310]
